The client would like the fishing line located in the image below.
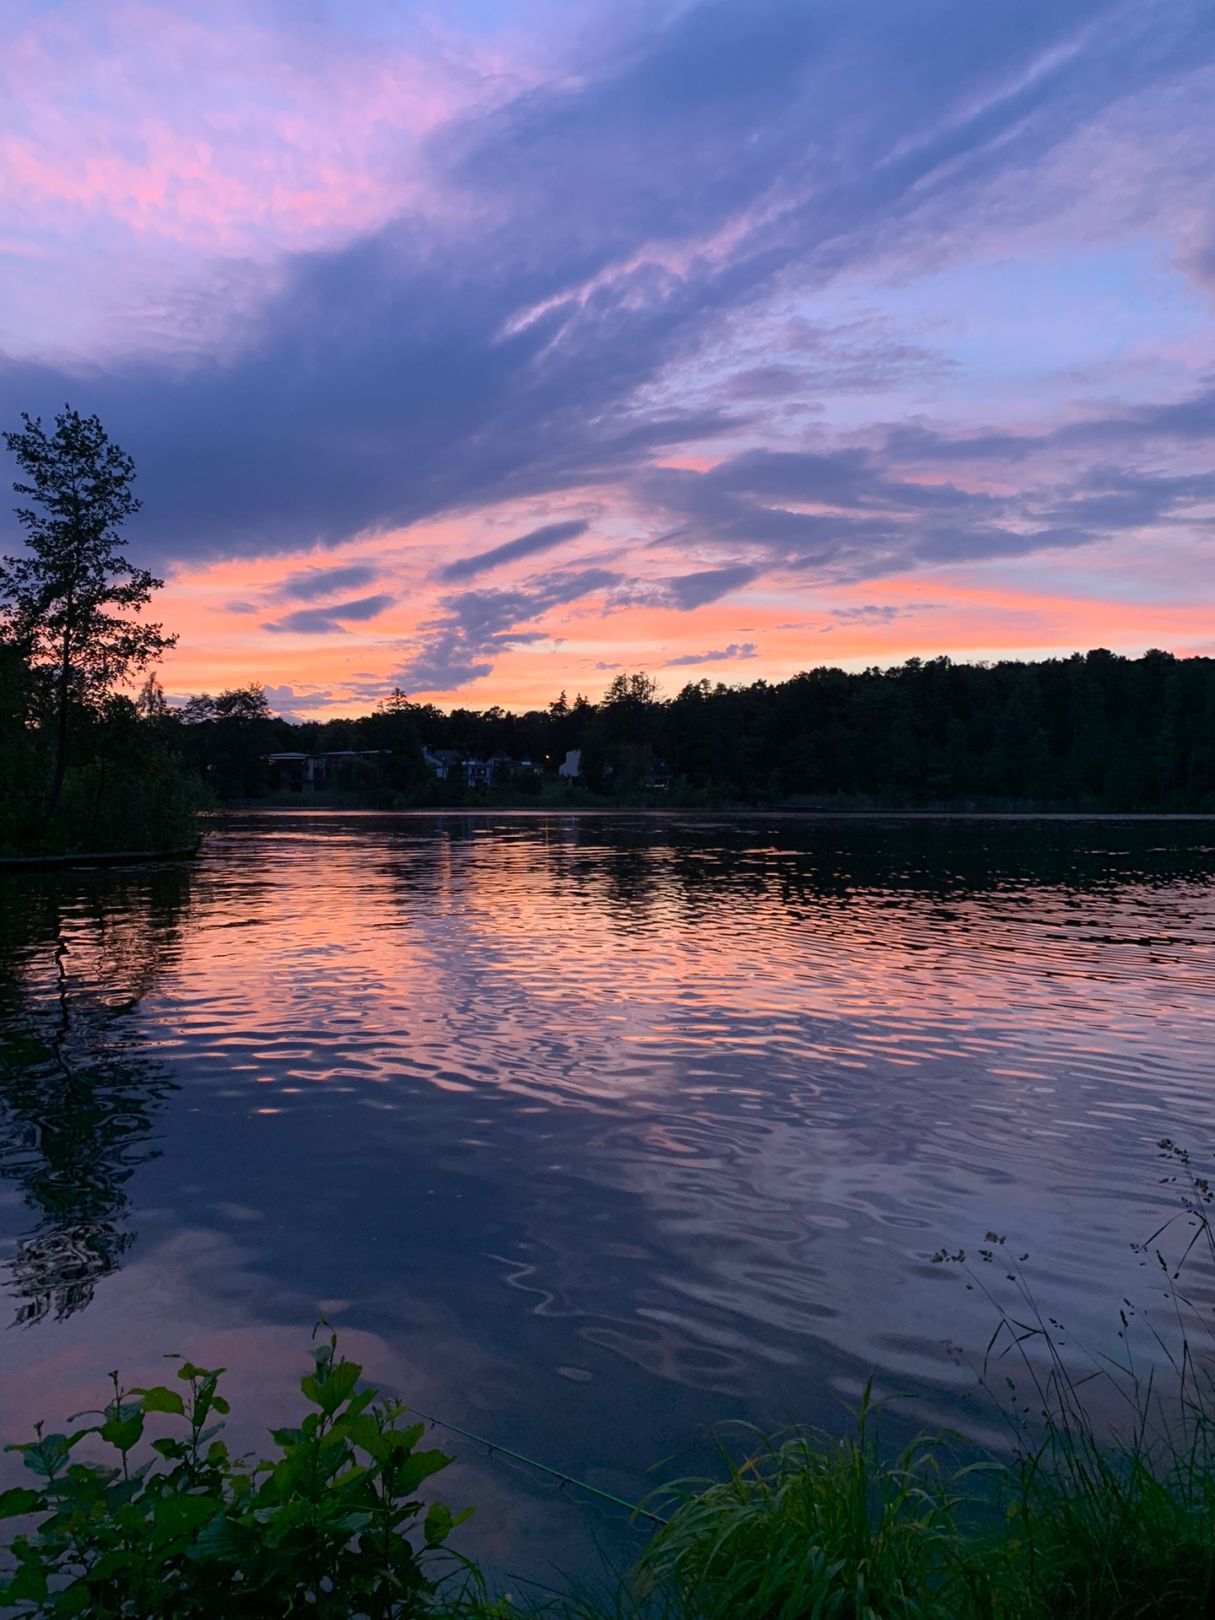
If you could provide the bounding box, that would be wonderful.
[403,1403,670,1525]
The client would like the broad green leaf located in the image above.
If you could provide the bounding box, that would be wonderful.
[424,1502,453,1546]
[19,1433,77,1477]
[0,1486,43,1517]
[302,1357,361,1414]
[151,1494,221,1539]
[391,1448,452,1493]
[176,1361,220,1381]
[136,1385,186,1417]
[4,1561,48,1602]
[342,1414,386,1457]
[335,1510,372,1534]
[57,1582,92,1616]
[188,1511,245,1563]
[99,1413,145,1452]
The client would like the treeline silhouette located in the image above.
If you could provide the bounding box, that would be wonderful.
[177,649,1215,811]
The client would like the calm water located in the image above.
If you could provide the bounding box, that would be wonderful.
[2,812,1215,1577]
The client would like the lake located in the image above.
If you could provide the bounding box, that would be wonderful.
[2,811,1215,1581]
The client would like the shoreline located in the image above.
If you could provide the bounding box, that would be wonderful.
[214,805,1215,822]
[0,845,200,873]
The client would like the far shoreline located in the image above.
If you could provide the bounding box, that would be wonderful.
[213,804,1215,822]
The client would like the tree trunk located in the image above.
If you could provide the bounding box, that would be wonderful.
[47,628,71,822]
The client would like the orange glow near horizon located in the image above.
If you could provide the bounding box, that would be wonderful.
[155,531,1215,717]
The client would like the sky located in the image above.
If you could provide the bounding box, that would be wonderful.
[1,0,1213,718]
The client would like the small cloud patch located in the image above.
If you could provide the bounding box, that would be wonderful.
[667,642,758,666]
[439,520,590,582]
[274,564,379,601]
[263,593,395,634]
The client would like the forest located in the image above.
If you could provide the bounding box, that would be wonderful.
[158,648,1215,812]
[6,640,1215,857]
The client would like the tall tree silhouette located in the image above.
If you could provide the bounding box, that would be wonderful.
[1,407,175,820]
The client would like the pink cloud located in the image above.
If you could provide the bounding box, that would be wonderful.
[0,3,534,253]
[0,0,553,367]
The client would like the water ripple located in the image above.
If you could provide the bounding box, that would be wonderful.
[3,813,1215,1537]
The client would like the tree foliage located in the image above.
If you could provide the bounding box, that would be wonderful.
[1,407,176,818]
[182,650,1215,812]
[0,647,206,857]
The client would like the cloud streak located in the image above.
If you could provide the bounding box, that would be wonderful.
[438,519,590,581]
[399,568,619,692]
[274,563,379,601]
[263,593,395,634]
[667,642,758,666]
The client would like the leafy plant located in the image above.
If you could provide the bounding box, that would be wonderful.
[0,1336,471,1618]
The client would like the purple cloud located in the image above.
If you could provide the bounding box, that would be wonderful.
[400,568,619,692]
[661,564,760,609]
[438,519,590,581]
[3,0,1209,580]
[262,683,338,721]
[263,593,394,634]
[274,563,379,601]
[667,642,758,665]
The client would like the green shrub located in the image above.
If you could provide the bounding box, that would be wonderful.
[0,699,210,857]
[53,753,208,854]
[0,1336,470,1617]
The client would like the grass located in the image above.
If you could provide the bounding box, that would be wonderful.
[630,1410,998,1620]
[609,1401,1215,1620]
[7,1143,1215,1617]
[498,1139,1215,1619]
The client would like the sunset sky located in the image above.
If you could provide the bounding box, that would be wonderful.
[1,0,1213,718]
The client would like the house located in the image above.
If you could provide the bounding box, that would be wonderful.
[422,747,463,781]
[264,750,385,792]
[557,748,581,779]
[420,749,503,789]
[264,751,311,791]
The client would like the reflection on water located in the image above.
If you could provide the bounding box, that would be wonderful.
[1,813,1214,1569]
[0,870,187,1323]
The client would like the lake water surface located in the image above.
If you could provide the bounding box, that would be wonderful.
[2,812,1215,1578]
